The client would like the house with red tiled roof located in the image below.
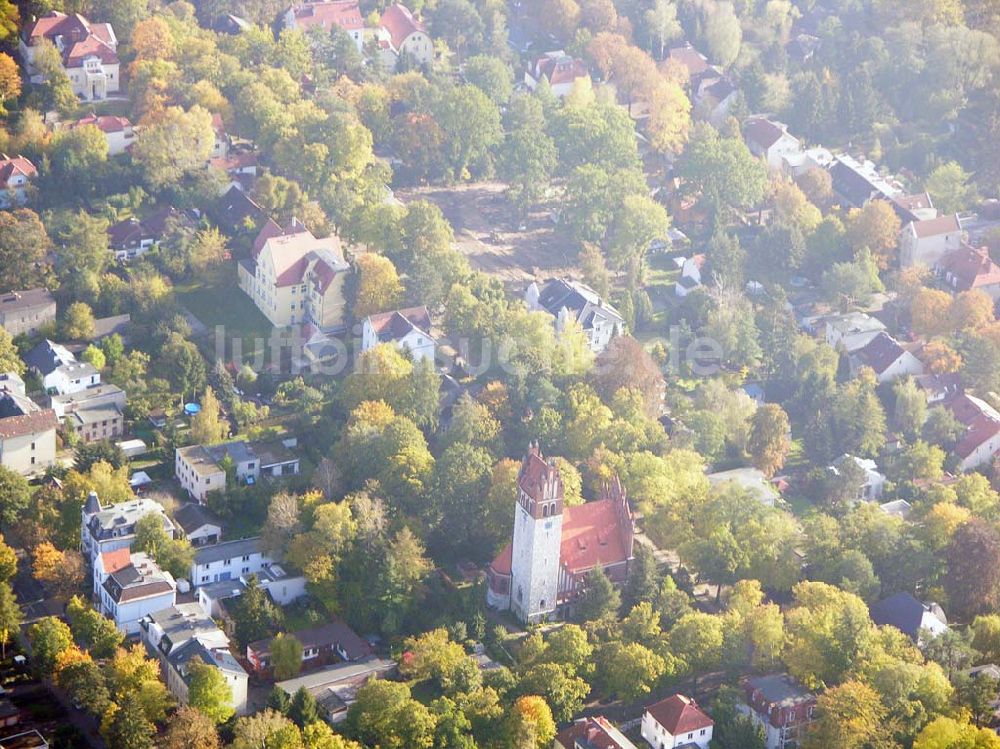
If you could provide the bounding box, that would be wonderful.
[378,4,432,68]
[238,218,350,328]
[283,0,365,49]
[0,155,37,207]
[937,245,1000,300]
[361,306,436,362]
[556,716,638,749]
[900,213,964,268]
[892,192,937,223]
[944,392,1000,472]
[642,694,714,749]
[97,550,176,634]
[486,445,635,624]
[20,12,119,101]
[524,51,590,99]
[740,674,816,749]
[69,113,135,155]
[850,332,924,384]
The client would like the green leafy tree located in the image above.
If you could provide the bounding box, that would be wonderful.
[676,123,768,218]
[925,161,978,214]
[28,616,73,677]
[575,566,621,622]
[747,404,791,478]
[105,692,156,749]
[270,633,303,680]
[187,657,235,724]
[288,686,319,728]
[0,467,30,528]
[66,596,124,658]
[0,582,21,658]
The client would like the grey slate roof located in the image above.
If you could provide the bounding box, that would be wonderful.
[173,503,223,535]
[23,339,75,376]
[536,279,624,332]
[193,537,262,566]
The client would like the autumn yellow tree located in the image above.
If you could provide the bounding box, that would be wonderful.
[950,289,995,332]
[353,253,404,319]
[0,53,20,113]
[922,339,962,373]
[846,201,901,269]
[911,289,954,337]
[190,386,228,445]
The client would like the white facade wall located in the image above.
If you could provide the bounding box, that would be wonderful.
[190,551,271,587]
[875,352,924,385]
[0,428,56,476]
[641,713,713,749]
[900,228,963,268]
[100,587,176,635]
[509,494,561,624]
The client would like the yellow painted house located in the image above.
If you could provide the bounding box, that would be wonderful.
[238,218,350,329]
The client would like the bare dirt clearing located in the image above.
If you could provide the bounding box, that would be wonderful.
[396,181,579,288]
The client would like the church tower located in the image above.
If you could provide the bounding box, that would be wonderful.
[509,443,563,623]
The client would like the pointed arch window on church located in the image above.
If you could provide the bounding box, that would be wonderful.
[516,585,523,603]
[542,504,549,517]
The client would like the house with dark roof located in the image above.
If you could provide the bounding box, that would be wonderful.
[23,339,99,395]
[914,372,962,405]
[850,332,924,384]
[487,446,635,623]
[869,592,948,642]
[20,12,119,101]
[361,306,436,362]
[937,245,1000,300]
[0,155,37,208]
[900,214,964,268]
[524,51,590,99]
[237,218,350,329]
[0,288,55,337]
[743,118,801,171]
[740,674,816,749]
[173,503,224,547]
[0,390,57,476]
[81,492,175,573]
[642,694,713,748]
[526,278,625,353]
[98,551,176,634]
[556,716,638,749]
[140,603,248,714]
[107,207,185,261]
[214,185,265,233]
[247,620,372,675]
[828,154,902,208]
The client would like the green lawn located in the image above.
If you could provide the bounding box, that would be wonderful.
[174,266,274,363]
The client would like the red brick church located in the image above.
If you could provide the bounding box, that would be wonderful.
[486,445,635,623]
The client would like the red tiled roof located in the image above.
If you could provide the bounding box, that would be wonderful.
[367,306,432,341]
[533,53,588,86]
[100,548,132,574]
[489,495,633,578]
[555,717,633,749]
[290,0,364,31]
[894,192,934,213]
[24,11,90,44]
[252,218,284,259]
[211,112,226,136]
[71,113,132,133]
[517,449,560,499]
[63,34,119,67]
[0,155,37,183]
[0,409,57,440]
[939,245,1000,292]
[380,3,425,50]
[668,44,711,76]
[946,393,1000,460]
[209,152,258,172]
[911,214,961,239]
[645,694,713,736]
